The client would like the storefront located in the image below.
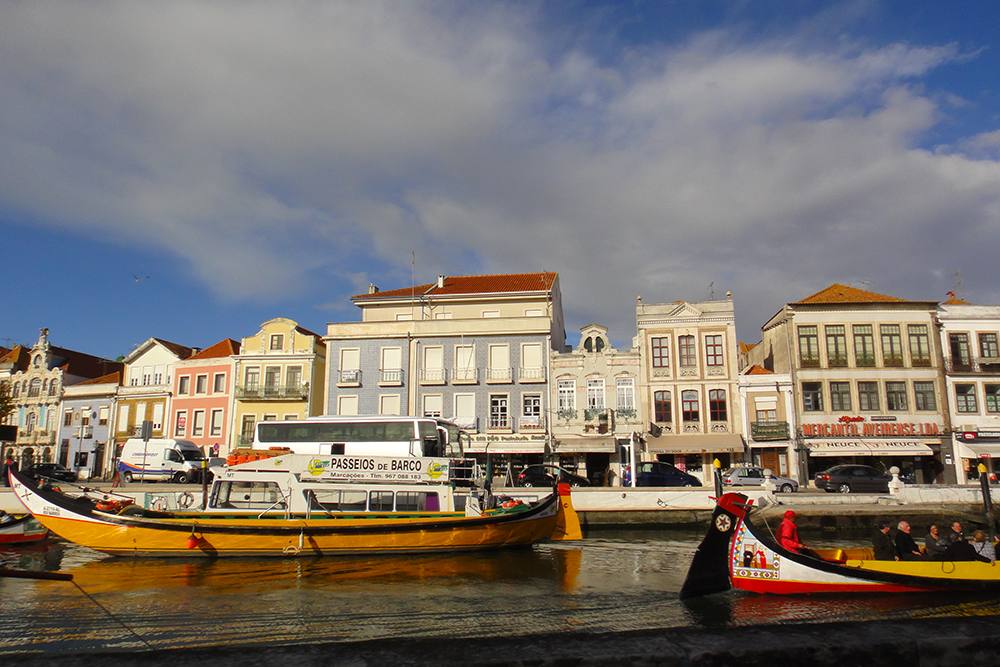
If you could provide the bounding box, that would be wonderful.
[644,433,745,484]
[953,431,1000,483]
[464,433,548,485]
[803,416,943,483]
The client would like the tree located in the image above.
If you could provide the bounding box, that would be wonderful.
[0,382,13,425]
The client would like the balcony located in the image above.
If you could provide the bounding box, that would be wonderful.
[750,421,790,441]
[420,368,446,385]
[944,357,1000,375]
[518,366,546,383]
[883,355,904,368]
[486,367,512,383]
[378,369,404,386]
[799,356,821,368]
[855,354,876,368]
[488,414,511,430]
[827,354,848,367]
[451,367,478,384]
[235,384,309,400]
[338,369,361,386]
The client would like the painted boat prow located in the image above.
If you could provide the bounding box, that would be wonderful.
[680,492,749,598]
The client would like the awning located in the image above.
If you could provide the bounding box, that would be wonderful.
[552,437,616,453]
[645,433,744,454]
[808,440,934,457]
[955,441,1000,459]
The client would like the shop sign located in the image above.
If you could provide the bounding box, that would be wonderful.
[469,434,546,444]
[802,416,941,439]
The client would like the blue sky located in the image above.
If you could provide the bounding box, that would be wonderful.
[3,0,1000,359]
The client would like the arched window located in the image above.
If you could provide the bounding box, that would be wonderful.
[584,337,593,353]
[595,337,605,352]
[28,379,42,398]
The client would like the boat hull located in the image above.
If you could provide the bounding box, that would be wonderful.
[684,492,1000,596]
[10,471,565,557]
[0,514,49,545]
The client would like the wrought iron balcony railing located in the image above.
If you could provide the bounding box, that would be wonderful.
[750,421,790,441]
[235,385,309,399]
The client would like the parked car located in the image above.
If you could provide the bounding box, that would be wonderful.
[622,462,702,487]
[516,464,590,488]
[814,464,891,493]
[721,466,799,493]
[21,463,78,483]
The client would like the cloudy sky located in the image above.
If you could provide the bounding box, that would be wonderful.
[3,0,1000,359]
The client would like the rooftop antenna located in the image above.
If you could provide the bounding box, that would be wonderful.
[411,250,416,318]
[708,282,715,300]
[952,270,963,301]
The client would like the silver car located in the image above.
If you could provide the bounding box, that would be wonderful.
[722,466,798,493]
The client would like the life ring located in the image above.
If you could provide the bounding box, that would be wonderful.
[95,499,128,513]
[502,500,523,508]
[177,492,195,509]
[151,496,168,512]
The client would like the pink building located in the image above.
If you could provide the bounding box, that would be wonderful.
[169,339,240,455]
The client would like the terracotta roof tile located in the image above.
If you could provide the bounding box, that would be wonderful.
[794,283,910,305]
[189,339,241,360]
[353,272,558,300]
[78,371,121,386]
[942,297,971,305]
[745,365,774,375]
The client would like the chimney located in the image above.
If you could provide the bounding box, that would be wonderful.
[437,275,445,289]
[369,283,379,294]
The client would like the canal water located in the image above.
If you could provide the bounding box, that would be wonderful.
[3,531,1000,656]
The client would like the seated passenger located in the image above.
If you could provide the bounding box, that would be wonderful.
[894,520,924,560]
[872,519,899,561]
[924,525,949,561]
[972,530,996,563]
[777,510,820,558]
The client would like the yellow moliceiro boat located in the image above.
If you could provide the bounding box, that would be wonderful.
[9,453,581,558]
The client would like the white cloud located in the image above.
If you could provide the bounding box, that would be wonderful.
[1,1,999,342]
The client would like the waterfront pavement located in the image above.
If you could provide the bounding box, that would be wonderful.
[4,615,1000,666]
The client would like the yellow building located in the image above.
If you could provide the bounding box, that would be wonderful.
[231,318,327,447]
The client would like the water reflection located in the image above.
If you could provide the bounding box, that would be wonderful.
[3,531,1000,656]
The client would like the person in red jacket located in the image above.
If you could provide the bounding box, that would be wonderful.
[777,510,805,552]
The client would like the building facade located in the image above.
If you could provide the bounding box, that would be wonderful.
[636,295,744,483]
[57,372,120,480]
[324,273,565,475]
[750,284,949,484]
[114,338,194,451]
[936,300,1000,483]
[549,324,641,485]
[737,365,797,478]
[232,319,326,447]
[169,338,241,455]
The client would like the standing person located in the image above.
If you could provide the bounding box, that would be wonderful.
[895,521,924,560]
[873,519,899,561]
[924,524,949,560]
[972,530,996,563]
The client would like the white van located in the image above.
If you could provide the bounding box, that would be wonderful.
[118,439,207,483]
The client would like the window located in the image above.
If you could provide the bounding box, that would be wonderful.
[558,380,576,411]
[338,395,359,416]
[950,334,971,370]
[830,382,851,411]
[380,347,402,384]
[488,344,511,382]
[798,326,820,367]
[152,403,163,430]
[584,336,606,353]
[886,382,908,411]
[756,409,776,423]
[339,349,361,383]
[118,404,130,430]
[880,325,903,366]
[379,394,401,416]
[913,381,936,411]
[489,395,509,429]
[240,415,256,442]
[682,390,699,422]
[269,334,284,350]
[651,337,669,368]
[524,309,543,317]
[191,410,205,437]
[825,325,848,367]
[214,373,226,393]
[210,409,224,437]
[705,335,724,367]
[679,335,696,367]
[908,325,931,366]
[854,325,876,367]
[175,411,187,437]
[99,406,109,426]
[587,378,605,410]
[422,394,442,418]
[286,366,302,389]
[616,377,635,410]
[142,366,151,385]
[422,346,445,383]
[858,381,879,411]
[395,313,413,321]
[453,345,476,382]
[435,312,453,320]
[454,394,476,426]
[984,385,1000,413]
[981,334,999,359]
[63,411,73,427]
[956,384,978,413]
[154,365,164,385]
[654,391,672,422]
[802,382,823,412]
[520,343,544,381]
[244,367,260,390]
[482,310,500,318]
[522,395,541,427]
[178,376,190,395]
[709,389,727,421]
[195,375,208,394]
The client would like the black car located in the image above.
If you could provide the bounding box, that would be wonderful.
[624,462,702,487]
[814,464,890,493]
[22,462,78,483]
[516,464,590,488]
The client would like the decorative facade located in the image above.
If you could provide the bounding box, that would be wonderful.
[169,338,241,455]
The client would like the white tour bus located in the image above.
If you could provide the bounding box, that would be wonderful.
[252,415,469,459]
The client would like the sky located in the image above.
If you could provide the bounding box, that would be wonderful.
[3,0,1000,360]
